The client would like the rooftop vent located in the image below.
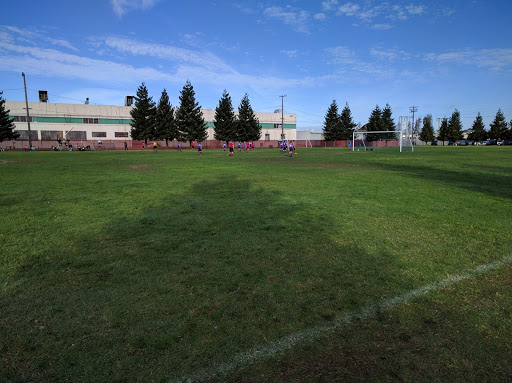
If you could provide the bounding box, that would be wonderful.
[125,96,134,106]
[39,90,48,102]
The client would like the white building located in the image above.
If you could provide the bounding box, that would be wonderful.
[4,99,296,149]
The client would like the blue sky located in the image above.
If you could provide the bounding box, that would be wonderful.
[1,0,511,131]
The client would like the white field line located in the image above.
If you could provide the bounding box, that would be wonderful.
[174,255,512,383]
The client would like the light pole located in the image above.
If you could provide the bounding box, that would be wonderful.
[22,72,33,149]
[279,95,286,141]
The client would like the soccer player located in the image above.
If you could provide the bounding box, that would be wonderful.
[197,141,202,155]
[153,141,157,152]
[229,141,234,156]
[191,140,195,151]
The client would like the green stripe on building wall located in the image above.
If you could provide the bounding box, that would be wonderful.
[260,123,296,129]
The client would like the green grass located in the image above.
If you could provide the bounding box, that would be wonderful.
[1,146,511,382]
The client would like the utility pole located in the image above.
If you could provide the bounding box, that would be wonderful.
[22,72,33,149]
[279,95,286,141]
[409,106,418,145]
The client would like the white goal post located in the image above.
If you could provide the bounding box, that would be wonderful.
[352,130,399,151]
[352,119,414,153]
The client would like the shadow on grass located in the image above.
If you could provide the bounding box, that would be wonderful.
[2,175,410,382]
[373,162,512,200]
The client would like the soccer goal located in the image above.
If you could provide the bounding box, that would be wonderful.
[352,130,400,152]
[352,118,414,152]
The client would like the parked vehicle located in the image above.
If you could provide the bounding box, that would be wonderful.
[466,140,475,146]
[486,140,497,145]
[497,140,504,146]
[431,140,438,146]
[448,141,454,146]
[476,141,487,146]
[504,140,512,146]
[456,140,467,146]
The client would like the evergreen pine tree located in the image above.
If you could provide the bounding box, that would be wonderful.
[366,105,382,141]
[339,102,356,140]
[447,109,463,141]
[488,109,507,140]
[467,113,487,142]
[323,99,341,141]
[0,92,20,142]
[236,93,260,142]
[214,90,237,142]
[130,83,156,145]
[154,89,176,147]
[437,118,449,145]
[176,80,207,143]
[419,114,435,143]
[381,103,396,139]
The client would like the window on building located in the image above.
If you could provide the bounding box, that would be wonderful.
[13,116,33,123]
[66,131,87,140]
[82,118,99,124]
[41,130,64,140]
[92,132,107,138]
[17,130,39,140]
[265,134,270,140]
[115,132,129,137]
[273,123,282,129]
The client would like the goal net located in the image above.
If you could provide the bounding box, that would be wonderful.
[352,118,414,152]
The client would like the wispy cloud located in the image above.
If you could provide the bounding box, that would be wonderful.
[111,0,162,17]
[280,50,299,58]
[370,47,411,61]
[0,28,328,96]
[426,49,512,72]
[332,1,428,25]
[263,6,311,33]
[325,46,358,65]
[322,0,339,11]
[96,36,237,74]
[325,45,400,80]
[0,25,78,51]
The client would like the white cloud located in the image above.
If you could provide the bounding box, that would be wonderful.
[0,25,78,51]
[263,6,311,33]
[333,2,429,25]
[322,0,338,11]
[0,32,329,97]
[426,49,512,71]
[111,0,161,17]
[314,13,327,20]
[370,47,411,60]
[337,3,361,17]
[98,36,237,74]
[325,46,357,65]
[281,50,299,58]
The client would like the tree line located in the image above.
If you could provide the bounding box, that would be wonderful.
[419,109,512,144]
[130,81,261,146]
[323,101,512,144]
[323,101,396,141]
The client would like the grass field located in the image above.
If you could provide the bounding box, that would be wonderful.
[1,146,511,382]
